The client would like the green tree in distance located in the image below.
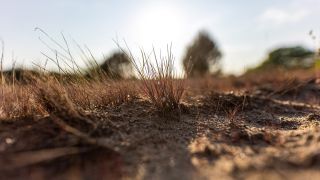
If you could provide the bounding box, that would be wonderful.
[248,46,314,73]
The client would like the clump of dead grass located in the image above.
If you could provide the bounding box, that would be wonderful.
[0,84,46,119]
[65,80,138,109]
[0,41,47,119]
[33,76,97,131]
[120,45,186,117]
[34,77,79,116]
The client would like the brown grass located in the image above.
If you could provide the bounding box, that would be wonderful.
[0,73,138,122]
[64,80,138,109]
[120,45,186,116]
[0,84,46,119]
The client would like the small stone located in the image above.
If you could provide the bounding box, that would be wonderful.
[5,138,15,144]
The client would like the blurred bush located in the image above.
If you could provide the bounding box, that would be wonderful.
[182,31,222,77]
[100,52,134,79]
[247,46,314,73]
[87,51,134,80]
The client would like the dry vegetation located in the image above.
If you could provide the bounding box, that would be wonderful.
[123,46,186,117]
[1,38,320,180]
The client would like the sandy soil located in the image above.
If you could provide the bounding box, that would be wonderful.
[1,77,320,180]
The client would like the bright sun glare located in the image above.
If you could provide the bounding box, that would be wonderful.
[134,3,185,46]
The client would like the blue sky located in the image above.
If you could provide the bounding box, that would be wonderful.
[0,0,319,74]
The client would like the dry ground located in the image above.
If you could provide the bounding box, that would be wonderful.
[1,72,320,180]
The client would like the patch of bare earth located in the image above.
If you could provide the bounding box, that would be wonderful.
[1,78,320,179]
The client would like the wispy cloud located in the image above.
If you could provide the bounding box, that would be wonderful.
[259,7,308,25]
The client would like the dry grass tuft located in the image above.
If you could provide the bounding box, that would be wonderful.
[121,46,186,117]
[35,78,77,115]
[103,81,138,106]
[0,84,46,119]
[34,77,97,131]
[63,80,138,110]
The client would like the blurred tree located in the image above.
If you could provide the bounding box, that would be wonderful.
[99,52,134,79]
[182,31,222,77]
[250,46,314,72]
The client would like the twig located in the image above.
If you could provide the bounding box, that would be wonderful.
[50,115,116,150]
[0,147,93,170]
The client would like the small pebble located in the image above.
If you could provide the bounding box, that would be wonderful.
[5,137,15,144]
